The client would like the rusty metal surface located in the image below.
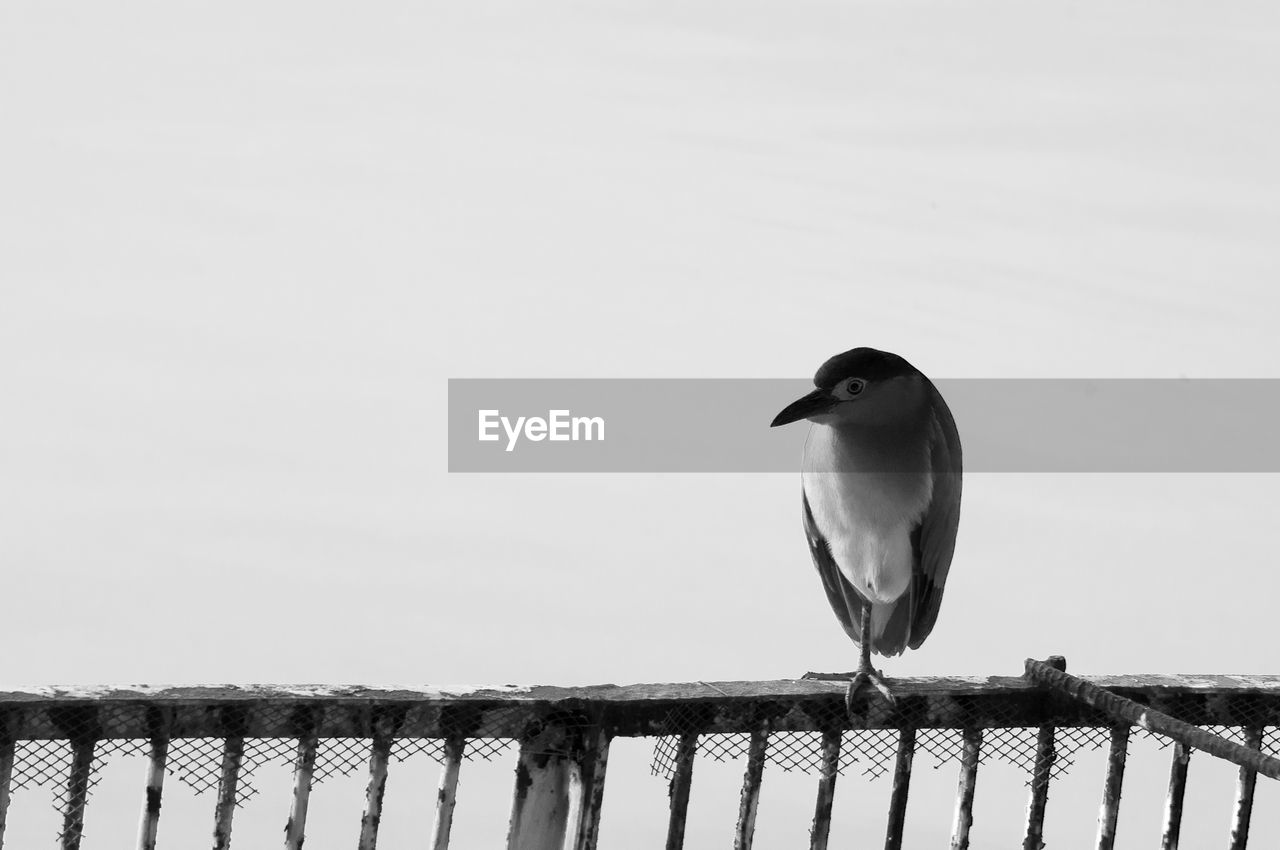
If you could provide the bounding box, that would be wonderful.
[949,728,982,850]
[1025,660,1280,781]
[664,733,698,850]
[59,737,95,850]
[211,736,243,850]
[4,674,1280,741]
[808,729,840,850]
[283,736,318,850]
[1022,723,1057,850]
[0,729,13,850]
[501,723,613,850]
[506,726,577,850]
[569,730,610,850]
[732,722,769,850]
[1230,725,1264,850]
[6,675,1279,701]
[357,716,398,850]
[1095,725,1130,850]
[136,725,168,850]
[356,737,391,850]
[430,736,465,850]
[1160,742,1191,850]
[1020,656,1066,850]
[884,727,916,850]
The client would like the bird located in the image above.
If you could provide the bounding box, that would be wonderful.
[771,346,962,711]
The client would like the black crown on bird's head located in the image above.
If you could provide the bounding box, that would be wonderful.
[813,347,920,389]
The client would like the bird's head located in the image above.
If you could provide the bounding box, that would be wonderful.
[770,346,927,428]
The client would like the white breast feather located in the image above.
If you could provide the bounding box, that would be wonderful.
[802,422,934,605]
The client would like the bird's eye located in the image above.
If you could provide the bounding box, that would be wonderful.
[845,378,865,396]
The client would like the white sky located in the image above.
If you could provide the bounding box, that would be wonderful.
[1,1,1278,848]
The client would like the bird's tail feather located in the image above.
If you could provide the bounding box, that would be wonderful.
[838,579,914,658]
[870,595,913,657]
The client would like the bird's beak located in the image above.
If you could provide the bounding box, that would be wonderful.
[770,388,834,427]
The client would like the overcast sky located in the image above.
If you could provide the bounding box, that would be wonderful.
[2,1,1278,848]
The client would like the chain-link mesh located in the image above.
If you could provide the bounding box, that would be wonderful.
[11,740,74,793]
[8,738,147,844]
[647,723,1267,782]
[1,703,530,846]
[310,738,371,783]
[166,737,225,795]
[646,688,1275,785]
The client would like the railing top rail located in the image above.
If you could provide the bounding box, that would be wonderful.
[2,675,1279,742]
[3,674,1280,706]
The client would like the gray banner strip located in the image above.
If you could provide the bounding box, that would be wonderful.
[448,379,1280,472]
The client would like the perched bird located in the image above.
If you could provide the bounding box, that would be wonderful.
[771,347,962,709]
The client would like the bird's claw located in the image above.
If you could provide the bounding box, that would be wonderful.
[844,670,897,716]
[800,669,897,718]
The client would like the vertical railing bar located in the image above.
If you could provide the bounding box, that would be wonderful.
[732,721,769,850]
[884,726,917,850]
[1229,725,1264,850]
[1160,742,1191,850]
[950,727,982,850]
[1022,722,1057,850]
[1023,656,1065,850]
[211,736,244,850]
[569,730,611,850]
[136,708,171,850]
[664,733,698,850]
[61,735,97,850]
[0,718,14,850]
[1095,724,1130,850]
[808,728,841,850]
[357,718,396,850]
[429,736,466,850]
[282,734,319,850]
[562,758,586,850]
[507,728,574,850]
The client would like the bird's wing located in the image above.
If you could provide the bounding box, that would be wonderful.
[905,383,963,650]
[801,490,870,645]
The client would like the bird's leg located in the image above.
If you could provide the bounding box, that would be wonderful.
[800,602,896,713]
[843,604,896,713]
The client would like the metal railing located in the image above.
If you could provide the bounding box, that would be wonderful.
[1,660,1278,849]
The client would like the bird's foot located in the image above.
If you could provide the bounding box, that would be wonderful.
[844,669,896,715]
[801,669,897,717]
